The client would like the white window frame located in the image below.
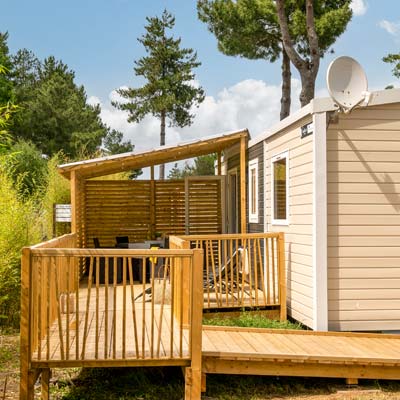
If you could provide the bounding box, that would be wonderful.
[271,150,289,226]
[248,158,259,223]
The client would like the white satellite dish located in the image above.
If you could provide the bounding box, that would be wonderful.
[326,56,369,113]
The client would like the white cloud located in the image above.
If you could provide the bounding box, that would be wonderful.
[93,78,301,154]
[87,96,101,106]
[350,0,367,16]
[379,19,400,36]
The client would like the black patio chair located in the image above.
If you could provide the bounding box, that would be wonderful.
[116,236,129,245]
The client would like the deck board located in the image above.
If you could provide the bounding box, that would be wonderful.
[32,284,400,383]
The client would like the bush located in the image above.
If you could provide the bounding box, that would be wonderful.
[0,162,41,327]
[41,152,71,239]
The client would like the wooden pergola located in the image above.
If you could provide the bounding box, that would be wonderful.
[58,129,249,246]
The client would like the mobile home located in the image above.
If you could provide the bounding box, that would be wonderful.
[224,88,400,332]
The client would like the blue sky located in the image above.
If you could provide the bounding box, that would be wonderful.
[2,0,400,151]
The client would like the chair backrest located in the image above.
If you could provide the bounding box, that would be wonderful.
[116,236,129,244]
[93,237,100,248]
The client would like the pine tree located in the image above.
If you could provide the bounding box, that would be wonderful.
[113,10,205,179]
[198,0,352,115]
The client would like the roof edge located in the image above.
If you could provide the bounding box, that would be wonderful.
[249,87,400,147]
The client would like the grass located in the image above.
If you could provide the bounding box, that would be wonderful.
[203,311,304,330]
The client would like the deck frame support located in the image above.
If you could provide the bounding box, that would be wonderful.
[202,357,400,381]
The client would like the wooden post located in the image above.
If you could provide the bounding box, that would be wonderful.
[278,233,287,321]
[41,369,51,400]
[217,151,222,176]
[150,166,156,239]
[20,247,34,400]
[70,170,78,234]
[240,136,247,234]
[185,249,203,400]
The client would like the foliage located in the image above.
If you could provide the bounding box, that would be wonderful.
[0,162,42,327]
[11,56,107,157]
[113,10,205,179]
[4,140,47,197]
[383,53,400,79]
[102,129,134,155]
[203,312,303,330]
[276,0,352,106]
[41,153,71,239]
[198,0,352,110]
[168,153,216,179]
[0,32,14,105]
[10,48,40,102]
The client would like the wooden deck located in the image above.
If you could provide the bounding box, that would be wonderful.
[31,283,190,366]
[32,285,400,380]
[202,325,400,382]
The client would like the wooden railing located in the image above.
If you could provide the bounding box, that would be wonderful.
[177,233,286,321]
[20,239,203,367]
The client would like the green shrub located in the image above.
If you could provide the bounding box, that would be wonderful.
[41,152,71,239]
[0,162,41,327]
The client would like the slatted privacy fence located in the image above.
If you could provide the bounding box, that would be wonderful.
[84,178,223,248]
[177,233,286,320]
[22,243,204,366]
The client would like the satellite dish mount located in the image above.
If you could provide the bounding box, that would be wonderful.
[326,56,370,113]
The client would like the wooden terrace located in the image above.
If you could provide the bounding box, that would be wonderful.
[20,233,400,399]
[20,131,400,398]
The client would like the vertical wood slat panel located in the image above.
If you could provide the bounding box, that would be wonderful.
[184,233,285,311]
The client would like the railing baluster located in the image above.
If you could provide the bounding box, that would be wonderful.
[179,257,184,358]
[66,256,70,360]
[46,256,50,360]
[257,239,267,305]
[53,257,65,360]
[142,258,146,358]
[170,259,175,358]
[75,255,79,361]
[128,257,139,358]
[81,256,93,360]
[113,256,117,359]
[104,257,109,359]
[271,238,276,303]
[95,256,99,359]
[253,238,259,306]
[205,240,210,308]
[150,258,155,359]
[123,256,127,359]
[37,258,42,361]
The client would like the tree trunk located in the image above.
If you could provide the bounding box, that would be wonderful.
[299,69,316,107]
[276,0,320,109]
[280,47,291,120]
[159,110,166,180]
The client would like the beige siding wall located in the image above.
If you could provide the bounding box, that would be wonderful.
[265,116,314,328]
[327,104,400,331]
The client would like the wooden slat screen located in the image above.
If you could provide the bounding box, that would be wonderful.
[85,180,186,247]
[85,181,152,247]
[186,178,223,235]
[155,180,186,237]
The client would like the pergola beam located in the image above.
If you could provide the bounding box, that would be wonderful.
[58,130,249,180]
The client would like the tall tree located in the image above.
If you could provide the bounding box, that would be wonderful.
[383,53,400,79]
[0,32,14,105]
[11,56,107,157]
[113,10,205,180]
[276,0,352,107]
[11,49,40,102]
[198,0,290,119]
[198,0,352,116]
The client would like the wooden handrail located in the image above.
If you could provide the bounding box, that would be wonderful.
[21,235,204,369]
[177,232,286,319]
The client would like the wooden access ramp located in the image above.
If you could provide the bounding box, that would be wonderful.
[201,325,400,388]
